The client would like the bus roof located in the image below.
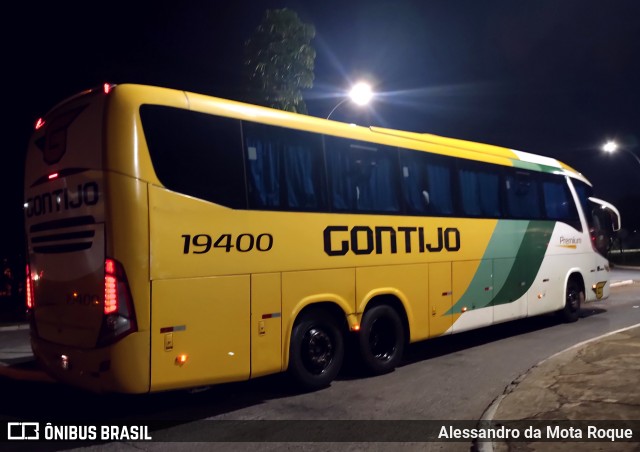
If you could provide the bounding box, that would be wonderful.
[41,83,590,186]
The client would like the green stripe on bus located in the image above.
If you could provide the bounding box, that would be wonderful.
[447,220,554,314]
[489,220,553,306]
[511,159,559,174]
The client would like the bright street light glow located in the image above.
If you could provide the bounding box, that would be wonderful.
[326,81,375,119]
[349,82,373,106]
[603,141,618,153]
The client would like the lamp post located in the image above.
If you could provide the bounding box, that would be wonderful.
[326,82,374,119]
[601,139,639,262]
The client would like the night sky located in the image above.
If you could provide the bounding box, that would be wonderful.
[4,0,640,259]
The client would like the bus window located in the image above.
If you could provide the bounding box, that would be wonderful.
[325,136,400,213]
[542,177,581,230]
[458,162,501,218]
[588,197,622,256]
[399,149,454,216]
[506,171,542,219]
[243,122,326,211]
[140,106,246,208]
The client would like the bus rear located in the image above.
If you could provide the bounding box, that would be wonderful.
[24,85,149,393]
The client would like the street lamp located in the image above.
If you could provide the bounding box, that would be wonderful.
[602,140,640,167]
[602,141,618,153]
[326,82,374,119]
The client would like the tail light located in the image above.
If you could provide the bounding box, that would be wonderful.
[25,264,35,309]
[97,258,137,346]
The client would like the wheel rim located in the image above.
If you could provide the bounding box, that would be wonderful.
[301,327,334,375]
[567,286,580,312]
[369,317,397,362]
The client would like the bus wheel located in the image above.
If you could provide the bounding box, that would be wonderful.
[288,309,344,391]
[559,278,583,323]
[358,305,405,375]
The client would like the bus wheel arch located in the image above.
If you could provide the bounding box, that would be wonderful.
[357,296,408,375]
[559,273,585,323]
[287,303,347,391]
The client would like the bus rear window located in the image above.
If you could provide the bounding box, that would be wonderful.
[140,105,246,209]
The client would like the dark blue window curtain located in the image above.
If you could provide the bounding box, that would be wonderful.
[326,137,400,213]
[399,150,453,215]
[245,136,281,208]
[325,144,355,210]
[244,123,325,210]
[459,169,481,216]
[459,167,501,217]
[506,172,541,219]
[543,180,569,219]
[284,144,319,209]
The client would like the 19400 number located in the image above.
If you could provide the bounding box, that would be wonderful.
[181,233,273,254]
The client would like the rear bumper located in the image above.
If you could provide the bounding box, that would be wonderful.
[31,331,150,394]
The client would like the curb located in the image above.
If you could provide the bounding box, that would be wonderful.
[610,279,635,287]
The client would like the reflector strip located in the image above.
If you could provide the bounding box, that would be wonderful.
[261,313,282,319]
[160,325,187,333]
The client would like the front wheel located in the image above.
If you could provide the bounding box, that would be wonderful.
[559,278,584,323]
[358,304,405,375]
[288,309,344,391]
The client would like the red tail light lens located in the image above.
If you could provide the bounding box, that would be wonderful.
[25,264,35,309]
[104,259,118,315]
[98,258,137,346]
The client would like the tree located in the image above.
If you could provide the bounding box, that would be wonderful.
[243,8,316,114]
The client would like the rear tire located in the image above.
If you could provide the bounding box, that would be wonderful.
[559,278,583,323]
[288,309,344,391]
[358,305,405,375]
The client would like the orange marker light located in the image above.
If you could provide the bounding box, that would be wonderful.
[176,354,189,366]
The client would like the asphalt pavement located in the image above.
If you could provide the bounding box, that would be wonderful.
[1,270,639,450]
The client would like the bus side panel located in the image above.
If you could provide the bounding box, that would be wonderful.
[355,264,428,343]
[527,254,568,316]
[250,272,283,378]
[584,253,610,302]
[493,258,527,322]
[450,260,493,334]
[150,276,250,392]
[104,173,151,332]
[281,269,355,368]
[428,262,452,337]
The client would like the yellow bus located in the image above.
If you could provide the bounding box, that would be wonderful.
[24,83,620,393]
